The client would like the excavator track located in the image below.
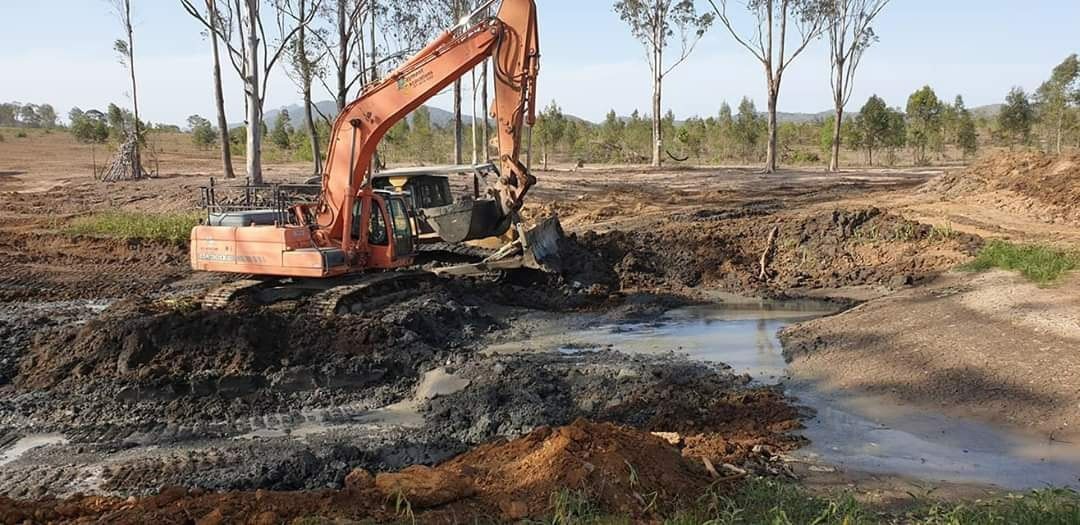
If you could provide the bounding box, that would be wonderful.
[416,242,497,260]
[202,278,275,309]
[310,271,436,316]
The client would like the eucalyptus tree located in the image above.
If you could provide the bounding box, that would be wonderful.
[707,0,830,173]
[613,0,713,167]
[825,0,890,171]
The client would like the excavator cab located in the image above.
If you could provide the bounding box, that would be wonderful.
[351,191,416,269]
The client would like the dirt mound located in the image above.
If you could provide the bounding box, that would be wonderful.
[422,351,805,475]
[575,207,981,294]
[439,419,710,519]
[0,420,713,523]
[19,290,492,393]
[923,150,1080,225]
[3,288,498,433]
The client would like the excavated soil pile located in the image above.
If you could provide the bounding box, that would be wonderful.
[0,420,714,524]
[20,292,492,392]
[923,150,1080,225]
[575,207,981,293]
[424,351,804,474]
[4,289,497,430]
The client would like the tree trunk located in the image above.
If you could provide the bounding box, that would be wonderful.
[481,59,489,160]
[452,0,463,165]
[829,106,842,172]
[123,0,142,177]
[1057,111,1064,154]
[369,0,377,82]
[652,73,662,167]
[650,7,662,168]
[244,0,263,184]
[470,69,478,164]
[298,0,321,175]
[765,83,779,173]
[209,1,235,178]
[454,78,463,164]
[335,0,348,112]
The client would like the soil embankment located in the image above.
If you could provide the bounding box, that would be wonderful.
[922,150,1080,228]
[781,270,1080,440]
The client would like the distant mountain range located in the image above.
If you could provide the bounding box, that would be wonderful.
[246,100,1004,129]
[254,101,489,130]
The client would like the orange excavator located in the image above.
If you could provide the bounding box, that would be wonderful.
[191,0,559,312]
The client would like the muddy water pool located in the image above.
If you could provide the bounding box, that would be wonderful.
[520,298,1080,490]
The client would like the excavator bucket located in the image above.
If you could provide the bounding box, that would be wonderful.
[521,216,565,273]
[423,199,512,243]
[430,216,567,277]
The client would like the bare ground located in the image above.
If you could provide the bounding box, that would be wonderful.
[2,139,1080,518]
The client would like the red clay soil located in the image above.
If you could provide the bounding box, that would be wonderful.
[0,420,726,524]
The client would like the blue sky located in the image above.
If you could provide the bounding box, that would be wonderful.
[1,1,1077,125]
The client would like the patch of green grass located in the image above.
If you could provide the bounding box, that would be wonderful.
[532,479,1080,525]
[930,222,958,241]
[666,478,871,525]
[915,488,1080,525]
[64,210,200,244]
[960,239,1080,283]
[547,489,622,525]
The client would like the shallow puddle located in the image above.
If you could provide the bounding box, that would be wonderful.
[540,298,1080,490]
[0,434,68,466]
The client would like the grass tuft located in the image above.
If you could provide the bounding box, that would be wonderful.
[549,489,609,525]
[915,488,1080,525]
[65,210,200,244]
[532,479,1080,525]
[961,239,1079,283]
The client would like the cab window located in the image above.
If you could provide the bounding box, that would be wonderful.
[388,199,412,237]
[369,201,389,245]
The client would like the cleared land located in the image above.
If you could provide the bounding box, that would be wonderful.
[1,132,1079,522]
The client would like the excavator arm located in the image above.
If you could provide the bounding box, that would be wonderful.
[313,0,540,256]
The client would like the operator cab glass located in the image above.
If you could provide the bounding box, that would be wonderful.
[369,201,389,246]
[387,197,415,257]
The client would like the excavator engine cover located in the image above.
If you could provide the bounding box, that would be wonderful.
[423,199,510,243]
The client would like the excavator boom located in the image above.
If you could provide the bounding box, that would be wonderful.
[314,0,540,255]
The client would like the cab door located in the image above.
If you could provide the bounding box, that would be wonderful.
[386,196,415,258]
